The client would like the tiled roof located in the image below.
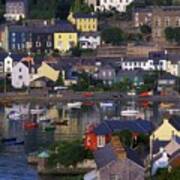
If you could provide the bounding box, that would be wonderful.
[94,119,154,135]
[169,118,180,131]
[152,140,169,154]
[93,143,144,169]
[93,143,116,168]
[126,148,144,167]
[0,53,25,62]
[74,13,97,19]
[9,21,77,33]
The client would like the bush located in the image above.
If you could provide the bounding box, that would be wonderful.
[140,25,152,34]
[101,27,126,45]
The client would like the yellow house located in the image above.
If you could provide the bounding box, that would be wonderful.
[68,12,97,32]
[54,32,77,52]
[36,62,59,82]
[150,118,180,141]
[54,21,78,52]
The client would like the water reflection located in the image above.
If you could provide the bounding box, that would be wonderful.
[0,100,179,179]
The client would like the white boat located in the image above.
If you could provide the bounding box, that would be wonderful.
[30,108,46,115]
[8,111,21,120]
[121,109,140,117]
[100,102,113,108]
[67,102,82,109]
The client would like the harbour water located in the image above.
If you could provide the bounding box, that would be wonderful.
[0,100,178,179]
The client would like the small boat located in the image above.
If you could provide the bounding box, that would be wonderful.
[6,141,25,146]
[100,102,113,108]
[1,137,16,143]
[24,122,38,129]
[44,126,56,132]
[14,141,24,145]
[55,120,68,126]
[38,117,51,123]
[82,102,95,106]
[67,102,82,109]
[30,108,45,115]
[7,111,21,120]
[121,109,140,117]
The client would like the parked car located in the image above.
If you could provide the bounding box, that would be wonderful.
[82,92,94,98]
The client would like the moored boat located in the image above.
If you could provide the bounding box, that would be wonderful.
[67,102,82,109]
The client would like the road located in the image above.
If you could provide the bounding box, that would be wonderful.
[0,91,179,104]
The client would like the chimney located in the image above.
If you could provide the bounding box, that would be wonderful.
[111,136,127,160]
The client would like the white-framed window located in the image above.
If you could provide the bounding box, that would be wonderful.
[97,136,105,148]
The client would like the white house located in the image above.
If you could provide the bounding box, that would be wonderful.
[121,57,167,71]
[79,32,101,49]
[11,62,31,89]
[85,0,134,12]
[4,55,13,74]
[4,0,27,21]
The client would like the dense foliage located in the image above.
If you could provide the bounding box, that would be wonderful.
[29,0,91,19]
[48,140,93,167]
[101,27,126,45]
[0,0,5,22]
[112,130,149,149]
[165,27,180,44]
[155,168,180,180]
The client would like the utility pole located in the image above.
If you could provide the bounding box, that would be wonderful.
[4,71,6,95]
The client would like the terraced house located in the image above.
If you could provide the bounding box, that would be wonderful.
[68,12,97,32]
[53,21,78,52]
[4,0,28,21]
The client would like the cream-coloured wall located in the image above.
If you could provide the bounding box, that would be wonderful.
[150,119,180,141]
[37,62,59,82]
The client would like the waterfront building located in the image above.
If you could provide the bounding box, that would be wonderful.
[150,118,180,141]
[84,119,154,151]
[35,62,59,82]
[85,0,134,12]
[54,22,78,52]
[11,60,35,89]
[85,136,145,180]
[94,65,116,86]
[134,6,180,43]
[8,25,31,52]
[68,12,97,32]
[4,54,13,75]
[79,32,101,49]
[4,0,28,21]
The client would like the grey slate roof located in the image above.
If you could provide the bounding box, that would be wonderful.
[93,143,116,168]
[94,119,154,135]
[93,143,144,169]
[169,118,180,131]
[74,13,97,19]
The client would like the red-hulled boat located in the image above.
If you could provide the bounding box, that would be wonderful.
[24,122,38,129]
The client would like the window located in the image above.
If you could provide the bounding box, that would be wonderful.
[35,41,41,47]
[46,41,52,47]
[102,71,106,77]
[19,75,22,79]
[19,68,22,72]
[110,174,121,180]
[58,35,61,39]
[97,136,105,147]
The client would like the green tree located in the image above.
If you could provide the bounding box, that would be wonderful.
[71,0,92,14]
[140,25,152,34]
[55,0,73,19]
[113,130,133,148]
[101,27,126,45]
[165,27,175,42]
[174,27,180,44]
[55,72,64,86]
[48,140,92,167]
[155,168,180,180]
